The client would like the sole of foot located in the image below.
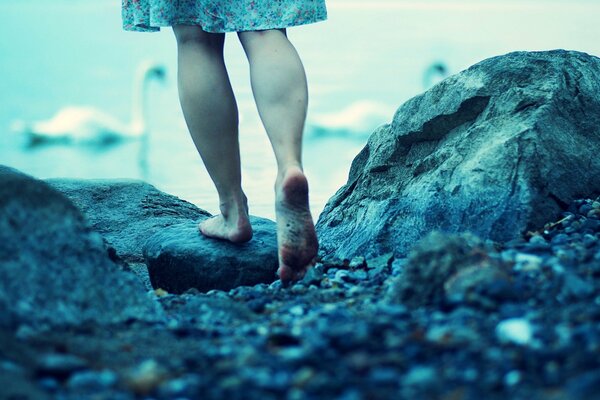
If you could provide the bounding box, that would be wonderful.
[276,168,319,284]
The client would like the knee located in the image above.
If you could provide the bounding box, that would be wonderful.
[173,25,224,49]
[238,29,286,51]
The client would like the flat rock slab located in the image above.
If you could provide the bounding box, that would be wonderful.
[47,179,209,264]
[143,217,278,294]
[0,166,163,331]
[316,50,600,260]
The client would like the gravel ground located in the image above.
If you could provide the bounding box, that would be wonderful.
[1,197,599,400]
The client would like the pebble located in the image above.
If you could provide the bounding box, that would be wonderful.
[426,324,480,347]
[157,374,202,398]
[583,234,597,248]
[38,377,60,392]
[513,253,543,271]
[36,353,88,379]
[67,370,118,391]
[528,235,549,249]
[551,233,569,245]
[503,370,522,386]
[351,270,368,281]
[403,366,437,387]
[496,318,534,346]
[125,359,168,395]
[333,270,351,283]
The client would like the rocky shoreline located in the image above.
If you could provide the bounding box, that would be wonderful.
[2,50,600,399]
[1,194,599,399]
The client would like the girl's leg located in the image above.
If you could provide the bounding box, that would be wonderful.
[173,25,252,243]
[237,29,319,282]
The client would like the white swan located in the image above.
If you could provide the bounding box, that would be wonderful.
[12,61,166,147]
[307,100,396,139]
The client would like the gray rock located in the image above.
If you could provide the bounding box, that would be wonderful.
[316,50,600,260]
[0,166,163,330]
[47,178,209,263]
[143,218,278,294]
[387,230,505,307]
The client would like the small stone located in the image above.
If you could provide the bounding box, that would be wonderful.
[291,284,308,295]
[496,318,534,346]
[269,280,283,290]
[403,365,437,387]
[158,374,201,398]
[588,209,600,219]
[289,305,305,316]
[426,324,480,347]
[38,378,60,392]
[301,265,324,286]
[350,270,368,281]
[504,370,522,386]
[334,270,351,282]
[292,367,315,387]
[583,234,597,248]
[579,204,593,215]
[528,235,548,246]
[551,233,569,245]
[36,353,88,379]
[67,370,118,391]
[513,253,543,271]
[125,359,168,395]
[369,367,399,383]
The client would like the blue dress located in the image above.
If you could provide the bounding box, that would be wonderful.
[122,0,328,33]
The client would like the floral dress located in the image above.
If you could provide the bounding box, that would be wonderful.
[122,0,328,33]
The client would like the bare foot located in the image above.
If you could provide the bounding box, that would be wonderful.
[198,198,253,243]
[275,167,319,284]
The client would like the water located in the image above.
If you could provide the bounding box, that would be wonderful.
[1,0,599,220]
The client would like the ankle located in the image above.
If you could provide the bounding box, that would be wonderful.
[218,192,248,218]
[275,163,303,189]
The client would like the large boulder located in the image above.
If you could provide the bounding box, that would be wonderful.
[143,218,278,294]
[0,166,162,331]
[47,179,209,264]
[48,179,279,293]
[316,50,600,260]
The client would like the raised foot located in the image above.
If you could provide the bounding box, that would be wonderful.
[198,214,253,243]
[276,168,319,284]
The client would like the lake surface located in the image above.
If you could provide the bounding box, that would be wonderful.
[1,0,599,220]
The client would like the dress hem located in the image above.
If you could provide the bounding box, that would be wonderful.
[123,14,328,33]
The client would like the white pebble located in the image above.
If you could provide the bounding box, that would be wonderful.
[496,318,534,345]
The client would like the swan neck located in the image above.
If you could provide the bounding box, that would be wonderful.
[131,69,149,135]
